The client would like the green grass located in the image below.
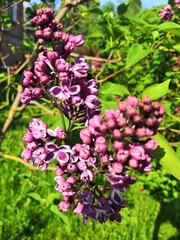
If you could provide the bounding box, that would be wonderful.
[0,110,180,240]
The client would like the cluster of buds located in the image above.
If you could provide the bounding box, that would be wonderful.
[160,4,174,21]
[21,8,166,224]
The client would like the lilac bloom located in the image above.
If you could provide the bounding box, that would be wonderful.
[47,126,67,140]
[29,118,47,139]
[49,80,80,101]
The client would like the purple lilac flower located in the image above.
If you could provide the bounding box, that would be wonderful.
[160,4,174,21]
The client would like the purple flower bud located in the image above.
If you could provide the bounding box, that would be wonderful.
[80,129,92,144]
[105,110,114,121]
[55,58,70,72]
[21,148,32,161]
[124,127,133,136]
[107,119,117,129]
[94,143,107,154]
[113,141,124,151]
[43,27,52,40]
[128,159,139,169]
[35,29,44,39]
[20,88,32,104]
[77,161,87,171]
[59,200,71,212]
[127,96,139,108]
[73,202,84,215]
[112,162,123,174]
[112,129,122,139]
[144,139,158,150]
[32,87,42,99]
[67,176,77,184]
[22,130,35,143]
[129,146,146,160]
[73,34,84,47]
[100,154,109,164]
[47,51,58,62]
[79,147,90,161]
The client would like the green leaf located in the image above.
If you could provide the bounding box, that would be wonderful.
[117,2,129,15]
[126,44,151,68]
[152,133,180,180]
[157,22,180,36]
[50,205,69,224]
[87,8,103,15]
[101,82,130,96]
[142,80,170,100]
[27,192,42,202]
[176,142,180,159]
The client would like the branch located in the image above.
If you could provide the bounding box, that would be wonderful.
[1,153,56,171]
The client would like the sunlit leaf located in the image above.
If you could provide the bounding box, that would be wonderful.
[142,80,170,100]
[152,133,180,180]
[126,44,151,68]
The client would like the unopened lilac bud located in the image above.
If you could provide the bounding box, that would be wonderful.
[77,161,87,171]
[40,75,49,84]
[126,105,137,116]
[53,31,62,40]
[67,176,77,184]
[94,143,107,154]
[73,202,84,214]
[129,146,146,160]
[95,136,106,144]
[59,200,71,212]
[112,162,123,174]
[32,87,42,99]
[105,110,114,121]
[112,129,122,139]
[20,88,32,104]
[43,27,52,40]
[107,119,116,129]
[143,96,151,104]
[116,149,130,162]
[55,59,70,72]
[73,34,84,47]
[22,131,34,143]
[129,159,139,169]
[127,96,139,107]
[144,163,152,172]
[124,127,133,136]
[118,102,127,111]
[35,29,44,39]
[47,51,58,62]
[116,117,126,127]
[144,139,158,150]
[100,154,109,164]
[21,148,32,161]
[80,129,91,144]
[113,141,124,151]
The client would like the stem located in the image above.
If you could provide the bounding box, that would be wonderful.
[57,101,66,131]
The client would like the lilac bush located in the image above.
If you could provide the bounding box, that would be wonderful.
[21,7,166,224]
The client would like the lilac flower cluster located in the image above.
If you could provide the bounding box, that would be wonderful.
[160,4,174,21]
[52,96,165,224]
[20,7,100,124]
[21,118,67,170]
[21,7,166,225]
